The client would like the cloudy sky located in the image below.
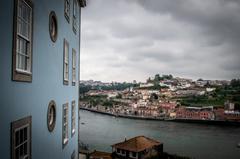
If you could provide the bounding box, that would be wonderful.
[80,0,240,82]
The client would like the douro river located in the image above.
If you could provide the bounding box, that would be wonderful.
[79,110,240,159]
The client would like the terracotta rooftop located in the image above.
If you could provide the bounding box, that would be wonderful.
[112,136,162,152]
[89,150,112,159]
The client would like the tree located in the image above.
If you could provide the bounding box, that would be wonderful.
[147,77,152,83]
[154,74,160,81]
[116,93,122,99]
[231,79,240,87]
[153,74,160,89]
[150,93,158,100]
[103,100,113,107]
[79,84,92,95]
[162,74,173,80]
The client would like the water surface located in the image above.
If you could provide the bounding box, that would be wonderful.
[79,110,240,159]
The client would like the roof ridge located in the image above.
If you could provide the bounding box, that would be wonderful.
[112,135,162,152]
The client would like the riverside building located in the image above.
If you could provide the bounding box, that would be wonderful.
[112,136,163,159]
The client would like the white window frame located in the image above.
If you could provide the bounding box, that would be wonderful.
[62,103,69,147]
[16,0,32,74]
[116,149,121,155]
[63,39,69,85]
[71,100,76,136]
[12,0,33,82]
[119,150,126,156]
[130,152,138,158]
[11,116,32,159]
[73,0,77,18]
[72,49,77,85]
[72,0,78,33]
[64,0,70,22]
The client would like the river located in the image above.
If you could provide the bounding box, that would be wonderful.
[79,110,240,159]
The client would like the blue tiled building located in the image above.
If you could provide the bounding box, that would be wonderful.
[0,0,86,158]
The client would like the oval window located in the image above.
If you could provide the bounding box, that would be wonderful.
[47,100,56,132]
[49,11,58,42]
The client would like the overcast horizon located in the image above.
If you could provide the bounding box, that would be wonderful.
[80,0,240,83]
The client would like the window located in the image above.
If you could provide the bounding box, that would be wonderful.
[11,116,31,159]
[63,39,69,85]
[131,152,137,158]
[64,0,70,22]
[49,11,58,42]
[47,100,56,132]
[121,150,126,155]
[72,49,77,85]
[73,0,78,33]
[117,149,120,153]
[62,103,69,147]
[12,0,33,82]
[71,101,76,136]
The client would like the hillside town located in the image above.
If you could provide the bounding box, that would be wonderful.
[80,75,240,122]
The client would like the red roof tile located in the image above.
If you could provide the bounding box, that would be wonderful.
[112,136,162,152]
[89,150,112,159]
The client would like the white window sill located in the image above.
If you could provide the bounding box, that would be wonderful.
[63,138,68,145]
[72,129,75,134]
[16,69,32,75]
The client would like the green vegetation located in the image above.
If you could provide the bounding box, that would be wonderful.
[214,79,240,104]
[138,85,169,90]
[116,93,122,99]
[147,74,173,83]
[79,82,138,95]
[179,95,225,107]
[79,83,92,95]
[179,79,240,107]
[230,79,240,88]
[81,95,122,107]
[81,95,107,107]
[98,82,136,91]
[143,74,173,90]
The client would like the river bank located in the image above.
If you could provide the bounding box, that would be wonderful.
[80,107,240,126]
[80,107,164,120]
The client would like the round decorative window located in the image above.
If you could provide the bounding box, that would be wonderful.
[47,100,56,132]
[49,11,58,42]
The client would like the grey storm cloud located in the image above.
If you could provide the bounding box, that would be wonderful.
[80,0,240,82]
